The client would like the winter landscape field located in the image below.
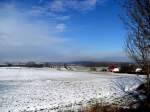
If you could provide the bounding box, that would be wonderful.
[0,67,146,112]
[0,0,150,111]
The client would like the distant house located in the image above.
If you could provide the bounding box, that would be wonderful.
[135,68,142,73]
[112,68,120,73]
[108,64,117,72]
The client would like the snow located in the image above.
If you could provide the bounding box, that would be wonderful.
[0,67,144,112]
[0,67,101,81]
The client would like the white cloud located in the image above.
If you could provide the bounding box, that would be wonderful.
[49,0,100,12]
[0,4,71,62]
[0,17,69,50]
[50,0,65,12]
[56,23,66,32]
[30,0,103,14]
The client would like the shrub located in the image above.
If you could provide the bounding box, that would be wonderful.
[90,67,97,71]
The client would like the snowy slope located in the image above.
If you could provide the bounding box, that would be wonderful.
[0,67,144,112]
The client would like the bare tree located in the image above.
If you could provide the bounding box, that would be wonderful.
[126,27,150,75]
[120,0,150,96]
[121,0,150,75]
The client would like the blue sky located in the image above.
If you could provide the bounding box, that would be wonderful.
[0,0,129,62]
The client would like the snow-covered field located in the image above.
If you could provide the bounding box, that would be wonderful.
[0,67,144,112]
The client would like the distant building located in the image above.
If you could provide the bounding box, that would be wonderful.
[108,64,117,72]
[112,68,120,73]
[135,68,142,73]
